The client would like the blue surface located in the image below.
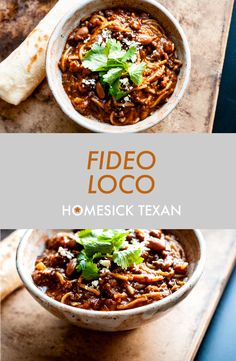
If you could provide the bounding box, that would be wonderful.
[196,267,236,361]
[213,1,236,133]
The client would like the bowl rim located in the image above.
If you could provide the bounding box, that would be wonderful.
[16,229,206,318]
[46,0,191,133]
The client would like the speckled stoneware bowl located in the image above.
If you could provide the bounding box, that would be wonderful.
[16,229,205,332]
[46,0,191,133]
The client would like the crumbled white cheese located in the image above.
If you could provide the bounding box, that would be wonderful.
[130,239,139,246]
[120,77,129,86]
[96,34,103,45]
[130,236,149,252]
[91,280,99,288]
[129,239,149,252]
[120,77,131,92]
[122,38,132,46]
[97,29,112,45]
[99,260,111,268]
[122,38,142,50]
[82,79,96,86]
[83,36,90,44]
[131,54,137,63]
[123,95,131,102]
[102,29,112,39]
[58,247,73,260]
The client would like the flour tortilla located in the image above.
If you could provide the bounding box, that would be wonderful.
[0,0,78,105]
[0,230,26,301]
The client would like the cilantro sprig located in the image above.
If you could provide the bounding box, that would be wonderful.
[75,229,144,281]
[113,248,144,270]
[82,39,146,100]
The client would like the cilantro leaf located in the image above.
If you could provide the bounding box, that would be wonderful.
[76,251,99,281]
[109,79,128,100]
[107,39,126,59]
[111,231,130,250]
[83,53,107,72]
[76,229,129,257]
[91,43,106,54]
[78,229,93,238]
[84,241,114,258]
[122,46,137,62]
[103,67,124,85]
[76,251,88,272]
[113,248,144,270]
[81,38,146,99]
[76,230,143,280]
[128,63,146,85]
[106,59,125,68]
[82,43,107,71]
[82,262,99,281]
[92,252,104,260]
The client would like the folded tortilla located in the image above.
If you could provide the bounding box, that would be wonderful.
[0,230,26,301]
[0,0,78,105]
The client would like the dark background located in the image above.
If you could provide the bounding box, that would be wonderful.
[213,2,236,133]
[196,268,236,361]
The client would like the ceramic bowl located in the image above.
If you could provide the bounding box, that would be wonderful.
[16,229,205,332]
[46,0,191,133]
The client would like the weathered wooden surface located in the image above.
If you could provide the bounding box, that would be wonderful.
[1,230,236,361]
[0,0,234,133]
